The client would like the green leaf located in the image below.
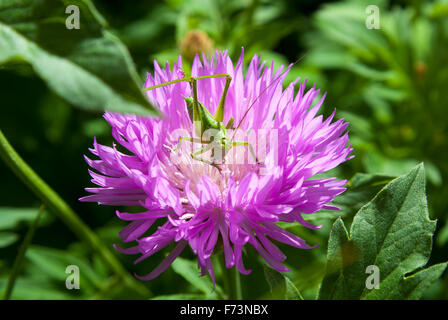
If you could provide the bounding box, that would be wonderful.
[436,221,448,247]
[285,277,304,300]
[0,0,158,116]
[3,206,44,300]
[0,207,39,230]
[318,164,447,299]
[0,231,18,247]
[171,257,222,296]
[301,172,393,224]
[337,111,373,140]
[317,217,351,299]
[263,265,303,300]
[0,278,72,300]
[367,262,447,300]
[331,173,394,219]
[263,265,285,294]
[25,246,105,290]
[364,151,441,186]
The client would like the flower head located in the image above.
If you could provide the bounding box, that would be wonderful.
[80,49,353,282]
[180,30,213,60]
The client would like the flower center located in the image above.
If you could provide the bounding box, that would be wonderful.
[159,136,262,199]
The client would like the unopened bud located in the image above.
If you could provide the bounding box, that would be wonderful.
[180,30,213,60]
[415,61,427,80]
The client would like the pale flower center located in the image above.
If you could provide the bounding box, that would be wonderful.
[160,137,263,200]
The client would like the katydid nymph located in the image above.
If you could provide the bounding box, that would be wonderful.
[143,53,306,170]
[144,73,259,169]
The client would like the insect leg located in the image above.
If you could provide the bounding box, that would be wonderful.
[190,143,215,165]
[232,141,261,164]
[226,117,235,129]
[214,74,231,122]
[143,77,192,92]
[190,74,232,123]
[188,77,205,139]
[174,136,205,152]
[194,74,230,80]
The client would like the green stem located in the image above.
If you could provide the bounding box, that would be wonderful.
[219,254,230,299]
[229,266,242,300]
[0,128,151,298]
[3,205,44,300]
[221,254,242,300]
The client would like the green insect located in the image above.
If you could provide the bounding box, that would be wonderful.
[144,73,259,168]
[143,54,308,170]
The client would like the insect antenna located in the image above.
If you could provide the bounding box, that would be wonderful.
[230,52,309,142]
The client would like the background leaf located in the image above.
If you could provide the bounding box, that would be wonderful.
[171,257,222,297]
[0,0,158,115]
[319,164,447,299]
[0,232,18,248]
[263,265,303,300]
[0,278,72,300]
[0,207,40,230]
[25,246,105,289]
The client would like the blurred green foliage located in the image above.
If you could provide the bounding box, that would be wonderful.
[0,0,447,299]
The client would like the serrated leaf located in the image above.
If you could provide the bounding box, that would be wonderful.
[0,0,158,116]
[318,164,446,299]
[365,262,447,299]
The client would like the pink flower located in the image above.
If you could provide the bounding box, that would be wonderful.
[80,49,353,283]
